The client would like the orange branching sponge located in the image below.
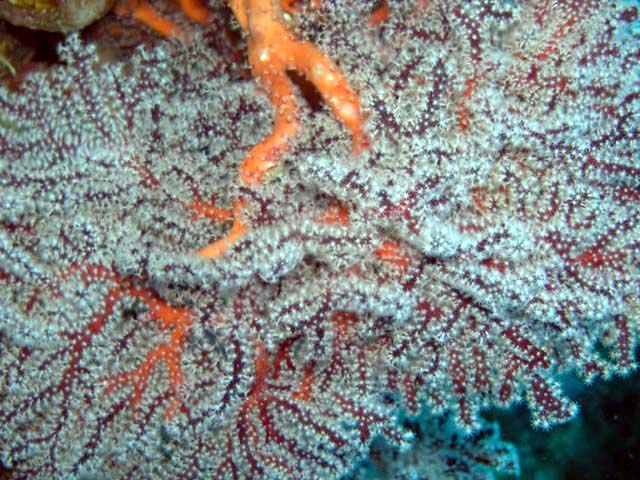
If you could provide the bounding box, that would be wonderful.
[228,0,369,187]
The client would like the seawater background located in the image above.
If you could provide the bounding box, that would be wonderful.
[344,347,640,479]
[488,353,640,480]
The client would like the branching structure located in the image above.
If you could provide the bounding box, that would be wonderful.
[0,1,638,479]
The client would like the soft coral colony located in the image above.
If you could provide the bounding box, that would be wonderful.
[0,0,638,478]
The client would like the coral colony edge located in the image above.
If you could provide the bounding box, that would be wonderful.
[0,0,638,479]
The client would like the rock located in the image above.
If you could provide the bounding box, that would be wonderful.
[0,0,114,32]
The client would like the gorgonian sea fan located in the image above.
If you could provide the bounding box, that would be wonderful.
[1,0,638,478]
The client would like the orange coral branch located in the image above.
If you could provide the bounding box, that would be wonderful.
[369,1,389,25]
[292,360,315,401]
[198,199,248,259]
[228,0,368,186]
[103,286,193,419]
[196,0,369,258]
[179,0,208,23]
[63,264,194,419]
[114,0,184,39]
[188,195,234,223]
[114,0,207,40]
[314,203,350,226]
[375,240,411,270]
